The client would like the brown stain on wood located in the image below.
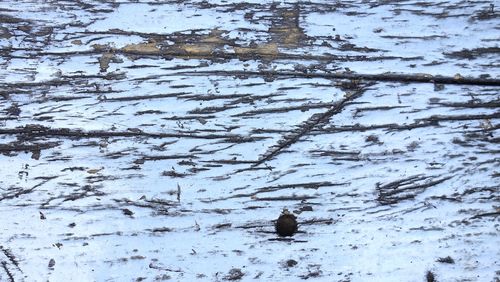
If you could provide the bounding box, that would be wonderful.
[87,6,306,61]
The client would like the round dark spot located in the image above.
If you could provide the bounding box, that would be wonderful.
[286,259,298,267]
[275,213,298,237]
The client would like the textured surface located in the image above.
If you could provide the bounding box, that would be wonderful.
[0,1,499,281]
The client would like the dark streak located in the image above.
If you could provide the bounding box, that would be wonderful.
[1,261,14,282]
[241,84,372,171]
[178,70,500,86]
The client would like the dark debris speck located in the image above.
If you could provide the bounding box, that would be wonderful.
[437,256,455,264]
[286,259,298,267]
[224,268,244,281]
[426,270,436,282]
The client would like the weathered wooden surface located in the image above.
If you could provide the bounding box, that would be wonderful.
[0,0,499,281]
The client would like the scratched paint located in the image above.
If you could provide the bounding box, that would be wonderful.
[0,1,499,281]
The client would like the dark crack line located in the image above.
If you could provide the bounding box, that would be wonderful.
[0,125,263,142]
[0,247,20,273]
[1,261,14,282]
[201,181,348,202]
[0,176,58,202]
[177,70,500,86]
[235,84,373,172]
[376,175,453,205]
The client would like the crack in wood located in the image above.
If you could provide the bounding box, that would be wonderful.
[0,261,14,282]
[237,84,373,172]
[202,181,348,203]
[0,176,58,202]
[470,211,500,219]
[0,246,21,273]
[377,174,453,205]
[178,70,500,86]
[0,124,262,142]
[418,112,500,122]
